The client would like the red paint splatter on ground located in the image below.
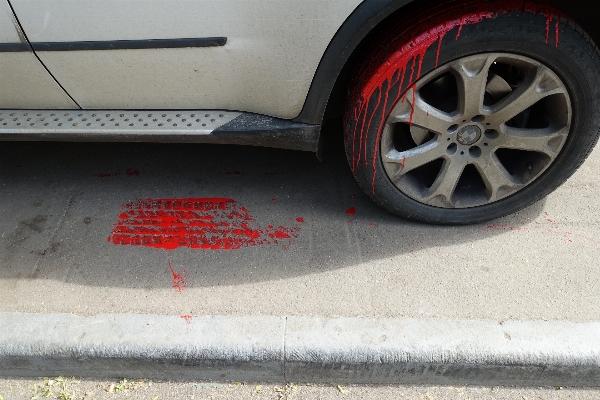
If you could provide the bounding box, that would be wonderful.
[346,207,356,216]
[180,314,193,324]
[369,222,373,227]
[270,198,276,203]
[109,198,300,250]
[97,169,140,178]
[344,1,565,194]
[486,213,599,245]
[168,261,187,292]
[296,217,304,223]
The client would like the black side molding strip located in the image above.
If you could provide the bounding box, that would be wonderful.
[0,42,30,52]
[0,37,227,53]
[30,37,227,52]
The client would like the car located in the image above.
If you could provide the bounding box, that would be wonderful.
[2,0,599,224]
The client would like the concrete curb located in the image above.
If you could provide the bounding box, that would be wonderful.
[1,313,600,386]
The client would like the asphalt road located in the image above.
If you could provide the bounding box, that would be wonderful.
[0,378,598,400]
[1,134,599,321]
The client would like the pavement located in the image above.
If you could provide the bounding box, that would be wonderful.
[0,378,598,400]
[1,129,600,388]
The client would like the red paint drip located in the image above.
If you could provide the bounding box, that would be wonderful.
[109,198,300,250]
[345,0,566,195]
[544,13,551,43]
[180,314,193,324]
[409,85,417,126]
[296,217,304,223]
[168,261,187,292]
[401,156,407,169]
[435,36,443,67]
[346,207,356,216]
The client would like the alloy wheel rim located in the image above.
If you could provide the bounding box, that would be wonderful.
[381,53,572,209]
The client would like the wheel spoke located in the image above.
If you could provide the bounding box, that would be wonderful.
[487,65,565,124]
[474,155,520,202]
[450,54,496,116]
[383,138,444,174]
[497,125,568,156]
[422,159,466,206]
[388,87,455,134]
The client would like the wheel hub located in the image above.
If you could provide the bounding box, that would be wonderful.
[456,125,482,145]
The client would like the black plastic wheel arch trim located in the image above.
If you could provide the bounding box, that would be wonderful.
[292,0,414,125]
[0,37,227,52]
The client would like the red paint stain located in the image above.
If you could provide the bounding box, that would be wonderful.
[344,1,565,194]
[180,314,193,324]
[270,198,276,203]
[486,213,599,245]
[401,156,407,169]
[296,217,304,223]
[369,222,374,227]
[346,207,356,216]
[168,261,187,292]
[109,198,300,250]
[126,168,139,177]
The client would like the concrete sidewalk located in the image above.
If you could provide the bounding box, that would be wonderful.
[2,312,600,386]
[2,139,600,389]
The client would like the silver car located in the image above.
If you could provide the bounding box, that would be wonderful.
[2,0,599,224]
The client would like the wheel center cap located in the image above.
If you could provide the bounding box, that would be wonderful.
[456,125,482,145]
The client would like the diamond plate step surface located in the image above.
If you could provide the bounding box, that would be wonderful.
[0,110,241,135]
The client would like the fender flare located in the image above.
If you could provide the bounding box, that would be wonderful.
[293,0,415,125]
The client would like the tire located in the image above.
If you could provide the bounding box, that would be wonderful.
[344,0,600,225]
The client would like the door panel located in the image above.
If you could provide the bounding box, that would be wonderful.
[0,0,77,108]
[9,0,362,118]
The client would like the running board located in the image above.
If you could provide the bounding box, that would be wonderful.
[0,110,321,152]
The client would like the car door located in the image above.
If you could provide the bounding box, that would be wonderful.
[0,0,76,108]
[9,0,362,119]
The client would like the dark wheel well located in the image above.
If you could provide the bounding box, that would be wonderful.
[315,0,600,135]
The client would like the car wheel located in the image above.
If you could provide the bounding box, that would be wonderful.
[344,0,600,224]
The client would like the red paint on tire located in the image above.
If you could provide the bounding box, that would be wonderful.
[345,1,565,194]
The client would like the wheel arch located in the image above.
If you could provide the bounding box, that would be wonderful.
[294,0,600,127]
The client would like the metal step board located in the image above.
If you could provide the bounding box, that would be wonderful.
[0,110,240,135]
[0,110,320,152]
